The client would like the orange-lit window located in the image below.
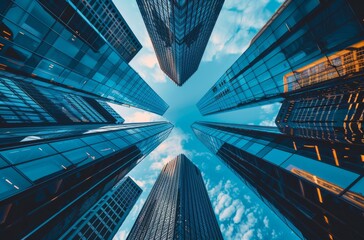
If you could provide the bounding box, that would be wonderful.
[323,215,329,224]
[317,187,323,203]
[332,149,340,166]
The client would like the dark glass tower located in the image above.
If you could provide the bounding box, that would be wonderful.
[68,0,142,62]
[197,0,364,115]
[276,78,364,145]
[0,122,173,239]
[0,0,168,115]
[136,0,224,86]
[192,121,364,240]
[0,76,125,126]
[127,154,223,240]
[61,176,142,240]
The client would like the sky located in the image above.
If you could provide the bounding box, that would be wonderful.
[111,0,299,239]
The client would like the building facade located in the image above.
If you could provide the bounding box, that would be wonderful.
[0,0,168,115]
[0,122,172,239]
[60,176,142,240]
[0,75,125,126]
[67,0,142,62]
[136,0,224,86]
[127,154,223,240]
[197,0,364,115]
[276,78,364,145]
[192,121,364,240]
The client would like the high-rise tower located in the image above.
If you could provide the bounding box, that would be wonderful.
[61,176,142,240]
[136,0,224,86]
[0,0,168,115]
[197,0,364,115]
[192,121,364,240]
[127,154,223,240]
[0,122,172,239]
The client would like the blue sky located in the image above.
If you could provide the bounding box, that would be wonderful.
[111,0,299,239]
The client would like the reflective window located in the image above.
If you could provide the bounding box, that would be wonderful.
[0,144,56,164]
[16,155,72,181]
[62,147,101,166]
[0,167,32,200]
[50,139,86,152]
[262,149,293,166]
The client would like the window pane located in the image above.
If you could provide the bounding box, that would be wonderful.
[16,155,72,181]
[0,144,56,164]
[62,147,101,166]
[50,139,86,152]
[0,168,32,200]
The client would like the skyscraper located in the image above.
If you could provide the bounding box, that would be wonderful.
[0,122,173,239]
[136,0,225,86]
[60,176,142,240]
[192,121,364,240]
[67,0,142,62]
[127,154,223,240]
[197,0,364,115]
[0,76,125,126]
[0,0,168,115]
[275,78,364,145]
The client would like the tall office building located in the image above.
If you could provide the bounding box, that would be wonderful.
[276,78,364,145]
[192,121,364,240]
[0,0,168,115]
[0,76,125,126]
[136,0,224,86]
[127,154,223,240]
[198,0,364,115]
[0,122,173,239]
[67,0,142,62]
[61,176,142,240]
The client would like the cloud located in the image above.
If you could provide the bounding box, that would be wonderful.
[259,116,276,127]
[107,103,165,123]
[149,128,191,170]
[114,230,128,240]
[215,165,221,171]
[263,216,270,228]
[203,0,276,62]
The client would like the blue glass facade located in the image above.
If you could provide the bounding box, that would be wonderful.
[0,0,168,115]
[67,0,142,62]
[0,122,173,239]
[0,74,124,126]
[136,0,224,86]
[198,0,364,115]
[127,154,223,240]
[192,121,364,240]
[61,176,142,240]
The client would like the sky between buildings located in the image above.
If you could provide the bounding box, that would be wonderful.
[111,0,299,239]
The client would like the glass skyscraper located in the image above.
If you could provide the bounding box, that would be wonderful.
[276,78,364,145]
[192,121,364,240]
[0,122,172,239]
[127,154,223,240]
[61,176,142,240]
[0,0,168,115]
[0,75,125,126]
[197,0,364,115]
[136,0,224,86]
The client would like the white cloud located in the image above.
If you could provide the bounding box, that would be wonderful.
[107,103,165,123]
[148,128,191,170]
[215,165,221,171]
[233,205,245,223]
[114,230,128,240]
[203,0,276,62]
[259,116,276,127]
[263,216,270,228]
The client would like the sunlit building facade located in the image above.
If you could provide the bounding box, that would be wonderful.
[136,0,224,86]
[198,0,364,115]
[0,0,168,115]
[61,176,142,240]
[193,121,364,240]
[0,122,173,239]
[127,154,223,240]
